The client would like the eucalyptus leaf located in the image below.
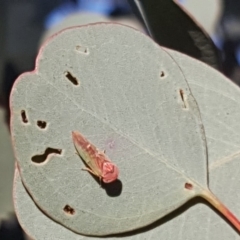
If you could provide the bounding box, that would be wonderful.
[10,23,209,236]
[14,45,240,240]
[13,154,240,240]
[10,23,240,237]
[165,48,240,167]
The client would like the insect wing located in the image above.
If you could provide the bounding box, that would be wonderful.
[72,131,103,176]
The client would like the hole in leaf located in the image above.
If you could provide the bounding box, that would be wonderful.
[185,182,193,190]
[31,148,62,164]
[160,71,165,78]
[64,71,79,86]
[63,205,75,215]
[37,120,47,129]
[179,89,187,109]
[21,110,28,123]
[75,45,88,54]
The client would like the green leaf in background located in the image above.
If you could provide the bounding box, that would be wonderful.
[14,44,240,240]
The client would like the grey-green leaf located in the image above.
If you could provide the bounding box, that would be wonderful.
[10,23,207,235]
[14,155,240,240]
[14,44,240,240]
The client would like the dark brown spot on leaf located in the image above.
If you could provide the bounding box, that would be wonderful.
[185,182,193,190]
[160,71,165,78]
[64,205,75,215]
[21,110,28,123]
[37,120,47,129]
[179,89,187,109]
[64,71,79,86]
[31,148,62,164]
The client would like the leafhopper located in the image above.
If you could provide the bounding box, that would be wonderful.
[72,131,119,183]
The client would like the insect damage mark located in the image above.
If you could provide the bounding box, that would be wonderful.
[64,71,79,86]
[185,182,193,190]
[160,71,166,78]
[63,205,75,215]
[21,110,28,123]
[75,45,89,54]
[178,89,188,109]
[31,148,62,164]
[37,120,47,129]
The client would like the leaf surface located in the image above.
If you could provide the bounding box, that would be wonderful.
[13,45,240,240]
[10,23,208,235]
[166,48,240,167]
[13,155,240,240]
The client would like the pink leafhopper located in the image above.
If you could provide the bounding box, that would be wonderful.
[72,131,119,184]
